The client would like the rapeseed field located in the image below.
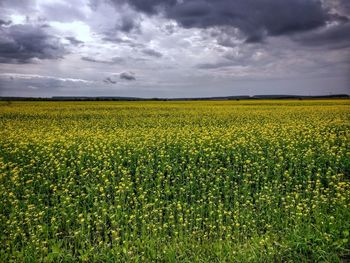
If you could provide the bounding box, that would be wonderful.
[0,100,349,262]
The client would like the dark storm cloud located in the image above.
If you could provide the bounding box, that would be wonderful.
[112,0,329,42]
[141,48,162,58]
[112,0,176,15]
[294,22,350,49]
[120,71,136,80]
[0,24,66,64]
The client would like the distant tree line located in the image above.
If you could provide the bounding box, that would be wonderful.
[0,94,349,101]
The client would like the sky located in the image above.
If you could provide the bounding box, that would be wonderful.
[0,0,349,98]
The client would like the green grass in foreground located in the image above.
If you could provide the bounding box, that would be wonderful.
[0,100,349,262]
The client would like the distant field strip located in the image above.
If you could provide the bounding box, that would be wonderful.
[0,100,349,262]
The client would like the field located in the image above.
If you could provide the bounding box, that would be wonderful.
[0,100,349,262]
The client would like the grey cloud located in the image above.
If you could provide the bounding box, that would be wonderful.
[103,72,136,84]
[40,2,86,22]
[294,22,350,49]
[0,73,93,95]
[197,46,264,69]
[112,0,329,42]
[0,19,11,26]
[323,0,350,18]
[210,27,242,47]
[197,52,266,69]
[103,76,117,84]
[120,71,136,80]
[116,14,140,33]
[66,36,84,46]
[196,61,235,69]
[0,24,66,64]
[81,56,124,64]
[119,18,135,32]
[0,72,96,97]
[0,78,62,96]
[163,23,177,35]
[102,35,131,43]
[141,48,162,58]
[0,0,36,11]
[101,34,144,48]
[0,73,93,83]
[112,0,176,15]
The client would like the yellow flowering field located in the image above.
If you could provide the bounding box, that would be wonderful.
[0,100,349,262]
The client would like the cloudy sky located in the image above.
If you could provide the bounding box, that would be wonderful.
[0,0,349,98]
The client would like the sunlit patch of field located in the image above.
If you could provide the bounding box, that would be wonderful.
[0,100,349,262]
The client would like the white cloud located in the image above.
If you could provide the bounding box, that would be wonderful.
[0,73,94,83]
